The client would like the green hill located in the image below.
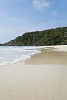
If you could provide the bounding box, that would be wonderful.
[4,26,67,46]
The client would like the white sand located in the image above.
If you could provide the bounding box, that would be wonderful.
[0,45,67,100]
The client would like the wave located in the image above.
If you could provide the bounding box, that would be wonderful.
[0,46,43,66]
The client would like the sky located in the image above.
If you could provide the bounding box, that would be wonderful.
[0,0,67,43]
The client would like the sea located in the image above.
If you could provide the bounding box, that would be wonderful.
[0,46,44,66]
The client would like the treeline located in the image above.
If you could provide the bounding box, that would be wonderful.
[4,26,67,46]
[0,44,3,46]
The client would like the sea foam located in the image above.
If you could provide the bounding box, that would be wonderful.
[0,46,44,66]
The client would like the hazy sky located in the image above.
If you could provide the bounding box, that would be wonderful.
[0,0,67,43]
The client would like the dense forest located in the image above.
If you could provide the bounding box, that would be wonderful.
[4,26,67,46]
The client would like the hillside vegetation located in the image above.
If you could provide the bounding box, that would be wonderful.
[4,27,67,46]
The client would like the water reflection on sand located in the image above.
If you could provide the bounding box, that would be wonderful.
[25,49,67,65]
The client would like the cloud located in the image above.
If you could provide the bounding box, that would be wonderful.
[33,0,53,10]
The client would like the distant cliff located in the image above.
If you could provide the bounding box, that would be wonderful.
[4,26,67,46]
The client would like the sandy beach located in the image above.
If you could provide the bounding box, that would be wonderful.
[0,45,67,100]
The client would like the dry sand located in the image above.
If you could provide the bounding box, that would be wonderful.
[0,45,67,100]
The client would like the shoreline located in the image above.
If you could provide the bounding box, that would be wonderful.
[0,45,67,67]
[25,48,67,65]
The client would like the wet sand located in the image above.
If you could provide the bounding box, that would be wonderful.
[0,46,67,100]
[25,49,67,65]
